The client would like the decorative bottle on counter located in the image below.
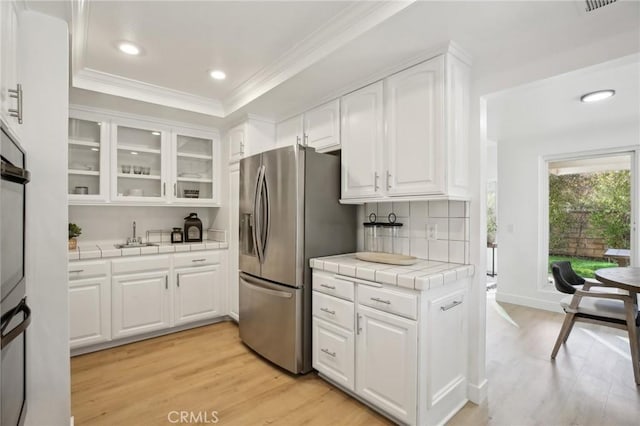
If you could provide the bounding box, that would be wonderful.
[184,213,203,242]
[171,227,184,244]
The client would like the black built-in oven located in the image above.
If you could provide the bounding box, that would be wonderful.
[1,123,31,426]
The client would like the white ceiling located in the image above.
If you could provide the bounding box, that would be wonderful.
[26,0,640,130]
[487,55,640,142]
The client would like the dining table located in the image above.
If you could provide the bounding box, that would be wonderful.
[595,266,640,385]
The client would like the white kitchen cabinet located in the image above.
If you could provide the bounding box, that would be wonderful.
[111,270,171,339]
[276,100,340,152]
[228,116,275,163]
[340,49,470,202]
[425,288,467,409]
[1,0,23,139]
[356,304,417,425]
[174,264,223,326]
[303,99,340,152]
[170,127,219,205]
[228,162,240,321]
[340,82,384,200]
[110,119,170,203]
[386,56,445,196]
[312,317,355,391]
[69,276,111,349]
[275,114,303,148]
[68,109,110,203]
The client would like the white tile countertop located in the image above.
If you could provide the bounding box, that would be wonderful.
[310,253,475,291]
[69,240,228,261]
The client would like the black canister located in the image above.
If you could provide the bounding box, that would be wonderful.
[184,213,203,242]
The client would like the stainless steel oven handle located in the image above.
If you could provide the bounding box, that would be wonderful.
[0,298,31,349]
[241,277,293,299]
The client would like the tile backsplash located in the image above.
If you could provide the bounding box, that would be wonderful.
[357,200,470,264]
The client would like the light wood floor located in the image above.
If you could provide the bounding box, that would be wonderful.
[71,295,640,426]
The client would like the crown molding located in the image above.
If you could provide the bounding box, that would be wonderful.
[222,0,416,115]
[69,0,415,118]
[73,68,225,117]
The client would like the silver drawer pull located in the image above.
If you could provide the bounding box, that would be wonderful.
[321,348,336,357]
[191,259,207,263]
[371,297,391,304]
[320,284,336,290]
[441,300,463,311]
[69,270,84,273]
[320,307,335,315]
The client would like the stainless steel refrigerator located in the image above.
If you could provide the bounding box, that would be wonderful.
[239,144,356,374]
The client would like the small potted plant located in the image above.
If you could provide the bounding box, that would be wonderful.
[69,223,82,250]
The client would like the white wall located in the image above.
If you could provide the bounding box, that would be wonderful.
[19,11,71,426]
[495,123,639,312]
[69,206,217,243]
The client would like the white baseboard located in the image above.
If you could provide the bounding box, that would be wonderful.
[467,379,488,404]
[70,416,74,426]
[495,291,563,313]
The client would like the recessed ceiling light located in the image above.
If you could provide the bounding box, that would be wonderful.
[118,42,141,56]
[131,151,138,155]
[209,70,226,80]
[580,89,615,103]
[91,148,99,152]
[151,131,161,136]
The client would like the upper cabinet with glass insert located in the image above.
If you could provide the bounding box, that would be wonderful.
[171,128,218,205]
[68,111,109,203]
[111,121,168,202]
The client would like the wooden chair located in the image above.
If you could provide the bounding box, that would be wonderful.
[550,261,640,385]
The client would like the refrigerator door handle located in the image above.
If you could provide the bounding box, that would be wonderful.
[0,298,31,349]
[253,165,266,264]
[260,167,270,259]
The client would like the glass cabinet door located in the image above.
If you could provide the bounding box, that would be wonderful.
[172,131,217,204]
[68,116,107,201]
[113,123,166,201]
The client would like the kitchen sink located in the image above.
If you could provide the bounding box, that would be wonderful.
[114,242,158,249]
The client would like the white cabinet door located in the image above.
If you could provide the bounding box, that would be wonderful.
[174,265,222,326]
[426,288,467,408]
[68,110,110,204]
[312,317,355,391]
[69,277,111,348]
[276,115,303,148]
[1,0,22,138]
[303,99,340,152]
[356,304,417,425]
[340,82,384,200]
[171,127,219,205]
[385,56,445,196]
[228,163,240,321]
[228,125,245,164]
[110,119,170,203]
[112,271,171,339]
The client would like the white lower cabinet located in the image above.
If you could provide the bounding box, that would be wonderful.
[356,305,417,425]
[69,276,111,349]
[312,317,355,391]
[311,270,469,426]
[111,270,171,339]
[174,265,223,326]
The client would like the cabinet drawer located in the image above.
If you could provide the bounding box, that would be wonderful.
[312,272,354,301]
[68,260,109,280]
[173,251,220,269]
[312,317,355,391]
[358,285,418,320]
[112,255,170,275]
[312,291,354,331]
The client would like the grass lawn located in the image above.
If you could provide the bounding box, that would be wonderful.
[548,255,618,278]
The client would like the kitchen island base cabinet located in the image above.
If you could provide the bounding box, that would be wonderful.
[111,271,171,339]
[174,265,223,326]
[69,277,111,349]
[356,305,417,426]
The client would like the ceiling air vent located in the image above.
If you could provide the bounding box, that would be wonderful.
[585,0,617,12]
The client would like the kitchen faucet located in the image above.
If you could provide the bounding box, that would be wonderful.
[127,221,142,245]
